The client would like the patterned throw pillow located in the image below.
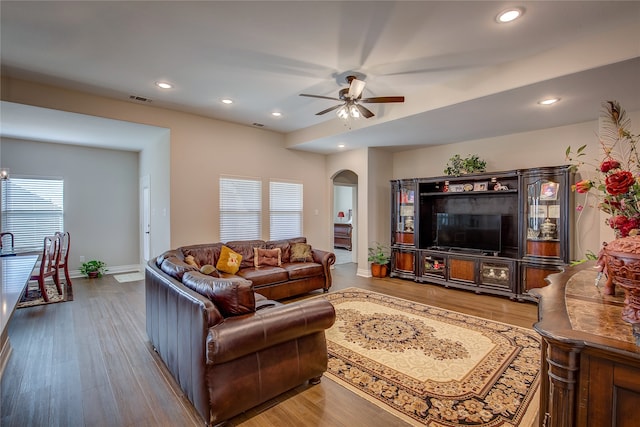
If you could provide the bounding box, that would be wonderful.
[200,264,218,276]
[216,246,243,274]
[253,247,282,267]
[290,242,313,262]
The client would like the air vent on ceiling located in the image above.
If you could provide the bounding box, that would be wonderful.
[252,123,265,127]
[129,95,152,103]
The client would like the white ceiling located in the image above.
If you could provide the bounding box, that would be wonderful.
[1,1,639,154]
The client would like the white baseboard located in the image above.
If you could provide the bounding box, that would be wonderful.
[356,267,372,278]
[69,264,143,279]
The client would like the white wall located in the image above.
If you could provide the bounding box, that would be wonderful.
[334,185,352,221]
[1,138,139,272]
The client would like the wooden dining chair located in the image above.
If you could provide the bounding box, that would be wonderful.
[0,232,14,251]
[55,231,72,287]
[29,234,62,302]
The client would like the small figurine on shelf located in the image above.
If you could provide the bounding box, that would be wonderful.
[493,182,509,191]
[443,180,449,193]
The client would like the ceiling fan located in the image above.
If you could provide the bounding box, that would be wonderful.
[300,75,404,119]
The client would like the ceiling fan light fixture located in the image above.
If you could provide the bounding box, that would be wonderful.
[336,105,349,119]
[496,7,524,23]
[349,104,361,118]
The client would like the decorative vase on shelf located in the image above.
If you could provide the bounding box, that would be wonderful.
[603,235,640,324]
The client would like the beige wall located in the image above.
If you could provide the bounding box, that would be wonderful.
[392,111,640,259]
[1,77,331,256]
[4,76,638,268]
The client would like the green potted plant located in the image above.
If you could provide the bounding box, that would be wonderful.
[367,242,391,278]
[80,260,107,278]
[444,154,487,176]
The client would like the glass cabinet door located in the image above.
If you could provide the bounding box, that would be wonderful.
[522,166,573,264]
[392,179,416,246]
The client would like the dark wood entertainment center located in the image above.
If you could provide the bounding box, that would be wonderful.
[390,166,574,300]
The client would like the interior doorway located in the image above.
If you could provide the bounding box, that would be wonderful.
[333,170,358,264]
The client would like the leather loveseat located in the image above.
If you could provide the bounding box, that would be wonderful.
[145,237,337,425]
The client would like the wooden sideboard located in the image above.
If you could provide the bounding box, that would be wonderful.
[531,262,640,427]
[333,223,352,251]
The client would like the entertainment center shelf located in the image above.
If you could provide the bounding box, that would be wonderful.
[390,166,574,301]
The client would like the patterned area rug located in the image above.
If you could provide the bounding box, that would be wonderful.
[17,279,73,308]
[322,288,540,427]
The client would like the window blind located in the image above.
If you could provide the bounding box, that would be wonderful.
[1,177,64,247]
[219,177,261,241]
[270,180,303,240]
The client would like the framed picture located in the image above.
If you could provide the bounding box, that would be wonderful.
[540,181,559,201]
[449,184,464,193]
[473,182,488,191]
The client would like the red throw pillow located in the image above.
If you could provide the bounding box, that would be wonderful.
[253,247,282,267]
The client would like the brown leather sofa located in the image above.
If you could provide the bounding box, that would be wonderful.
[145,237,336,425]
[166,237,335,300]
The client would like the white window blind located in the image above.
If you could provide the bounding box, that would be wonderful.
[270,180,303,240]
[1,177,64,247]
[220,177,261,241]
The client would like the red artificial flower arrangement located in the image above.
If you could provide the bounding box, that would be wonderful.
[567,101,640,237]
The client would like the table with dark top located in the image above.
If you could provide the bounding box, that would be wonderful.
[531,261,640,427]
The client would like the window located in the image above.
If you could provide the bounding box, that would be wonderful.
[219,176,261,241]
[1,177,64,247]
[270,180,303,240]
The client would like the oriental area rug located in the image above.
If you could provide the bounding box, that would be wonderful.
[322,288,540,427]
[17,280,73,308]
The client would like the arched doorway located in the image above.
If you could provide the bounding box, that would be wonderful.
[333,170,358,264]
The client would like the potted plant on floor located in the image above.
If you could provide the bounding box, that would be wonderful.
[368,242,391,278]
[80,260,107,278]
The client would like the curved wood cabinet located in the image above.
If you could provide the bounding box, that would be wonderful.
[531,262,640,427]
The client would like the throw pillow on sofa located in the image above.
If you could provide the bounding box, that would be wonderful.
[200,264,219,276]
[290,242,313,262]
[185,255,200,268]
[253,247,282,267]
[216,245,243,274]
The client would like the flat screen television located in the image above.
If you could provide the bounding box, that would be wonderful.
[435,213,502,253]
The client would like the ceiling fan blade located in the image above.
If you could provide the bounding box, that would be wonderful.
[355,103,375,119]
[300,94,341,101]
[360,96,405,103]
[316,104,344,115]
[348,78,366,99]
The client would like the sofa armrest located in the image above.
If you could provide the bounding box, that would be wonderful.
[206,298,335,365]
[312,248,336,291]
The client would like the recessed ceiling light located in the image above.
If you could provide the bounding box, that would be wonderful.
[271,112,282,117]
[538,98,561,106]
[496,7,524,23]
[221,99,233,104]
[155,81,173,89]
[338,144,346,149]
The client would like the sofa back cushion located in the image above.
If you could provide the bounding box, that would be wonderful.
[160,255,198,280]
[226,240,266,269]
[266,237,307,263]
[180,243,224,268]
[182,272,256,317]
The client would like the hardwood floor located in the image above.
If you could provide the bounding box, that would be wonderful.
[1,263,539,426]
